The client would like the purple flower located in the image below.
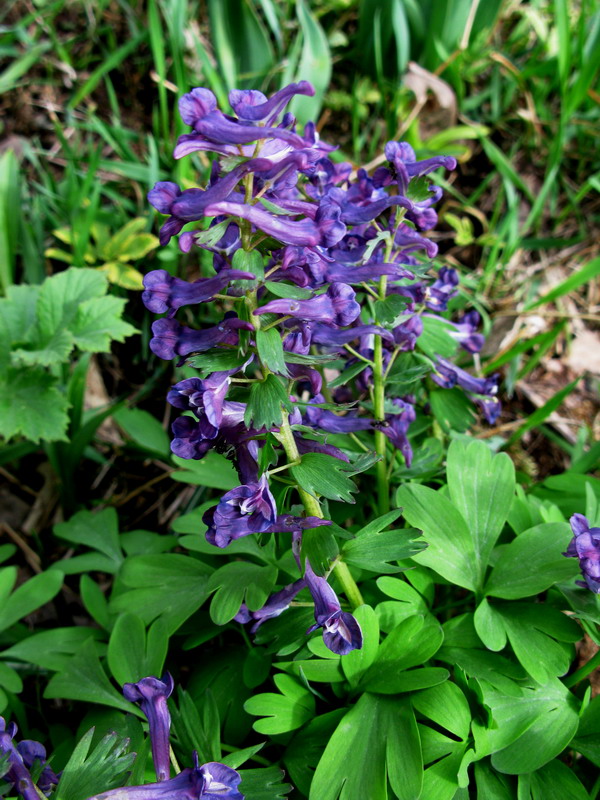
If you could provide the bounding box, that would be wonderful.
[168,373,233,431]
[384,141,456,194]
[432,357,499,396]
[229,82,314,122]
[425,267,459,312]
[148,159,273,245]
[16,741,59,795]
[303,560,363,655]
[84,754,243,800]
[304,394,372,434]
[310,322,394,347]
[177,87,308,150]
[235,579,306,631]
[204,475,277,548]
[0,718,40,800]
[380,398,416,466]
[448,310,485,353]
[170,401,246,460]
[203,198,346,248]
[123,675,174,782]
[564,514,600,593]
[150,316,253,360]
[392,315,423,350]
[472,394,501,425]
[142,269,255,317]
[255,283,360,327]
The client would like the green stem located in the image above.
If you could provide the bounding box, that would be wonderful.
[563,647,600,689]
[373,274,389,514]
[277,412,364,609]
[169,745,181,775]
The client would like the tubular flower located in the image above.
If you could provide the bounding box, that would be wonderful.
[84,753,243,800]
[255,283,360,327]
[303,560,363,655]
[142,269,255,317]
[0,718,41,800]
[123,674,174,782]
[204,475,278,548]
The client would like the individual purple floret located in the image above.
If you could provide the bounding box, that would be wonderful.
[235,579,307,631]
[425,267,459,312]
[123,674,174,782]
[16,741,59,795]
[150,315,253,360]
[448,310,485,353]
[142,269,255,317]
[303,560,363,655]
[304,395,372,434]
[0,718,40,800]
[255,283,360,327]
[432,356,499,396]
[204,475,278,548]
[204,198,347,248]
[380,398,416,466]
[85,753,243,800]
[564,514,600,593]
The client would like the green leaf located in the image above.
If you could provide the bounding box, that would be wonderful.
[385,352,431,390]
[187,349,248,375]
[412,681,471,741]
[53,508,123,573]
[418,315,459,359]
[572,694,600,766]
[0,627,102,672]
[494,603,580,683]
[396,483,477,591]
[54,728,136,800]
[485,522,579,599]
[373,294,410,326]
[238,766,292,800]
[37,267,107,338]
[473,599,507,651]
[244,674,315,734]
[264,281,313,300]
[291,453,357,503]
[529,759,590,800]
[361,614,444,693]
[446,438,515,589]
[327,360,368,389]
[107,614,147,686]
[45,638,139,714]
[207,562,278,625]
[256,328,290,377]
[0,366,70,443]
[429,389,476,433]
[481,677,580,774]
[232,247,264,282]
[98,262,144,290]
[110,554,212,634]
[310,694,421,800]
[171,451,239,490]
[113,407,170,457]
[71,295,138,352]
[0,662,21,694]
[245,375,293,429]
[342,526,425,573]
[0,568,63,632]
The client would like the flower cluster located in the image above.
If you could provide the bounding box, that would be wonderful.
[143,81,499,655]
[0,718,59,800]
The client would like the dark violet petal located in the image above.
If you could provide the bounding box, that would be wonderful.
[123,675,174,782]
[311,323,394,346]
[179,88,218,127]
[570,514,590,538]
[229,81,314,122]
[322,611,363,655]
[148,182,181,215]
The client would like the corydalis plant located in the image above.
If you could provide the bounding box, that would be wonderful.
[145,80,497,655]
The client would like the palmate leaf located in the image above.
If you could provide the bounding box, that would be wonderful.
[291,453,357,503]
[310,693,422,800]
[55,728,136,800]
[238,766,292,800]
[244,674,315,734]
[0,366,70,442]
[207,562,278,625]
